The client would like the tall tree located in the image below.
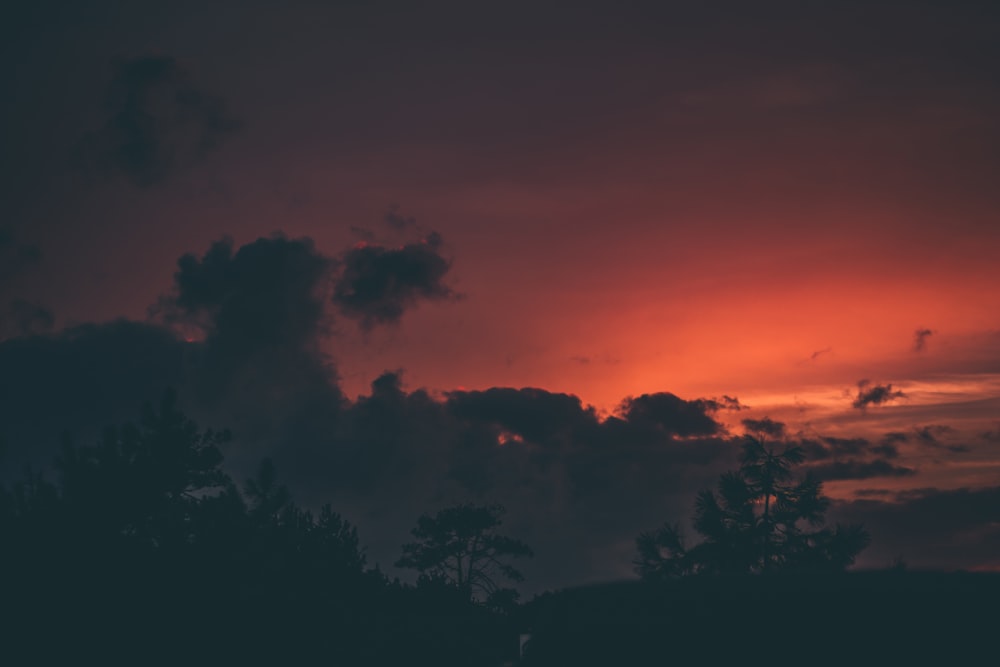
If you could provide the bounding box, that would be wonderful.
[635,419,869,578]
[54,388,230,549]
[396,503,533,604]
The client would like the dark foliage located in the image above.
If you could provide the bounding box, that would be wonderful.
[635,423,870,578]
[520,574,1000,665]
[0,392,518,666]
[396,502,533,606]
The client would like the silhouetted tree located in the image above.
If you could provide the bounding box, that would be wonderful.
[53,388,230,550]
[635,420,869,578]
[396,503,533,604]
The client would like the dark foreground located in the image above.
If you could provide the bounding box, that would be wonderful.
[521,572,1000,665]
[6,571,999,665]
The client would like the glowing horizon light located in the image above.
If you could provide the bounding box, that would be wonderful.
[497,430,525,446]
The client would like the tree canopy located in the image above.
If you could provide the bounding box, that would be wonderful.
[396,502,533,605]
[635,422,870,578]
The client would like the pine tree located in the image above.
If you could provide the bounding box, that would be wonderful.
[635,420,869,578]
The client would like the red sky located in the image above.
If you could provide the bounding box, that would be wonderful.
[2,0,999,583]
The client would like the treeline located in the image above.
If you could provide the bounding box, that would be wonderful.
[13,389,972,665]
[1,391,520,665]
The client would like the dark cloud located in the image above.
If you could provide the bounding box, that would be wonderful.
[384,207,417,230]
[913,424,971,454]
[158,234,334,353]
[81,55,239,186]
[870,442,901,459]
[913,424,953,445]
[1,235,994,592]
[741,417,786,439]
[618,393,724,438]
[799,434,905,463]
[150,234,344,477]
[807,346,832,362]
[0,225,736,592]
[449,387,597,443]
[800,436,871,460]
[349,226,377,242]
[349,208,421,246]
[809,459,916,482]
[853,488,895,498]
[914,328,934,352]
[821,436,870,457]
[834,487,1000,571]
[716,395,745,411]
[852,379,906,410]
[333,236,457,330]
[869,432,906,459]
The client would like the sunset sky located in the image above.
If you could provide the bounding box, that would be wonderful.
[2,1,999,591]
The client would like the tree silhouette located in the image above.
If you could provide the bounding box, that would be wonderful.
[52,388,231,551]
[396,503,533,604]
[635,419,870,578]
[1,390,537,664]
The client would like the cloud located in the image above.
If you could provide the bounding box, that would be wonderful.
[853,488,895,498]
[158,234,335,353]
[800,436,870,460]
[852,380,907,410]
[913,424,953,445]
[799,434,905,463]
[914,328,934,352]
[448,387,598,443]
[870,443,901,459]
[150,234,344,475]
[913,424,971,454]
[716,395,745,411]
[333,235,457,330]
[384,207,417,230]
[809,459,916,482]
[618,392,724,438]
[81,55,239,186]
[834,486,1000,571]
[741,417,786,439]
[807,347,832,362]
[3,230,998,591]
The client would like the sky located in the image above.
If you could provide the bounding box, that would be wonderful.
[2,0,999,592]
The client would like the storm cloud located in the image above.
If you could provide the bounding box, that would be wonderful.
[834,486,1000,571]
[333,235,457,330]
[809,459,916,482]
[913,328,934,352]
[81,55,239,186]
[852,380,907,410]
